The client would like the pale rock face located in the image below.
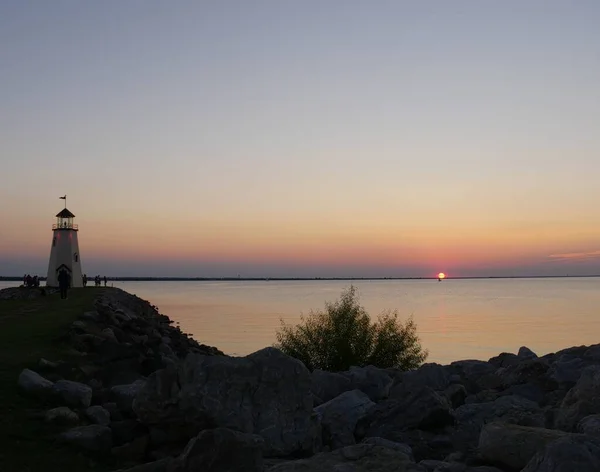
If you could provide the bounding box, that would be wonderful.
[134,347,321,457]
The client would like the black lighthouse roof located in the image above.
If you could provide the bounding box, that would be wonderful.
[56,208,75,218]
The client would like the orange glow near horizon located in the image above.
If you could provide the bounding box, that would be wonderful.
[438,272,446,279]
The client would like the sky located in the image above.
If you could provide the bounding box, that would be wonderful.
[1,1,600,278]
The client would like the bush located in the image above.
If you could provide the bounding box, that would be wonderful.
[274,285,428,372]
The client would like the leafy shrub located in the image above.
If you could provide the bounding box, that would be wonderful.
[275,285,428,372]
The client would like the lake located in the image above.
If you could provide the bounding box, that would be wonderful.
[1,278,599,364]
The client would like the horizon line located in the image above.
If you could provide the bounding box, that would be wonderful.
[2,275,600,282]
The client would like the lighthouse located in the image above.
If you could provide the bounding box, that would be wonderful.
[46,199,83,288]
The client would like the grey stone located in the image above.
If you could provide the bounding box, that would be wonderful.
[522,435,600,472]
[17,368,54,398]
[342,366,393,402]
[311,369,352,403]
[453,395,545,452]
[134,347,321,457]
[267,444,421,472]
[111,379,147,412]
[60,424,112,453]
[418,460,465,472]
[170,427,264,472]
[116,458,172,472]
[361,437,413,459]
[85,405,111,425]
[555,365,600,431]
[45,406,79,425]
[478,422,570,470]
[577,414,600,437]
[53,379,93,408]
[315,389,375,450]
[519,346,538,358]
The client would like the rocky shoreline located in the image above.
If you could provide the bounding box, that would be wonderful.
[8,287,600,471]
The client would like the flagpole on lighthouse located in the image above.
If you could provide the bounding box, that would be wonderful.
[60,195,67,208]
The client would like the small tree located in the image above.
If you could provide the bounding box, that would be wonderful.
[275,286,428,372]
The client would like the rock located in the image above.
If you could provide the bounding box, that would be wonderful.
[578,415,600,437]
[112,435,149,463]
[546,356,588,386]
[450,361,497,393]
[555,365,600,431]
[311,370,352,403]
[111,379,147,412]
[497,358,550,389]
[453,395,545,452]
[85,405,111,425]
[499,383,546,405]
[39,358,60,369]
[478,422,570,470]
[444,384,468,408]
[134,347,320,457]
[53,380,93,408]
[342,365,394,402]
[315,389,375,450]
[45,406,79,425]
[488,352,521,368]
[267,443,422,472]
[361,437,413,458]
[169,427,264,472]
[112,419,147,446]
[18,368,54,399]
[392,363,452,393]
[60,424,112,453]
[466,468,505,472]
[115,458,172,472]
[522,435,600,472]
[418,460,466,472]
[519,346,538,358]
[358,385,453,440]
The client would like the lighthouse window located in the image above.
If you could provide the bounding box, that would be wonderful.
[74,253,78,262]
[53,237,56,247]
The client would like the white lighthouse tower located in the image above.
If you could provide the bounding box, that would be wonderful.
[46,198,83,288]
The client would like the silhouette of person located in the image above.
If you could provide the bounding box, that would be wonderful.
[103,276,107,287]
[58,269,71,299]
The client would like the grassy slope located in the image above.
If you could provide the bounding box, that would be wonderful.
[0,287,113,472]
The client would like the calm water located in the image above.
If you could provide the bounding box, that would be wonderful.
[2,278,599,364]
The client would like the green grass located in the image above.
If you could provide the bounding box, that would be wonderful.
[0,287,114,472]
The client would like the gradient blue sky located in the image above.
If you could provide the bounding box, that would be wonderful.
[1,1,600,277]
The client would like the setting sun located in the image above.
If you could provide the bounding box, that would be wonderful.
[438,272,446,279]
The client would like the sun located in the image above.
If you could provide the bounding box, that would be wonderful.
[438,272,446,279]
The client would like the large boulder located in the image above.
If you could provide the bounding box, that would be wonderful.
[578,415,600,438]
[341,366,393,402]
[169,427,264,472]
[111,379,147,412]
[314,389,375,450]
[555,365,600,431]
[59,424,112,453]
[391,363,453,394]
[311,369,352,403]
[267,443,423,472]
[453,395,545,452]
[357,385,453,441]
[134,348,320,456]
[450,361,497,393]
[478,422,570,470]
[17,369,54,400]
[45,406,79,425]
[52,380,93,408]
[522,435,600,472]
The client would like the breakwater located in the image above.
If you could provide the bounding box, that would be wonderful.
[6,286,600,472]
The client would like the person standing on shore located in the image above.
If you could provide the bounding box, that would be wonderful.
[58,269,71,299]
[103,276,107,287]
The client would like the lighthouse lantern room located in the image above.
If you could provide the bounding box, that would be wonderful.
[46,204,83,288]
